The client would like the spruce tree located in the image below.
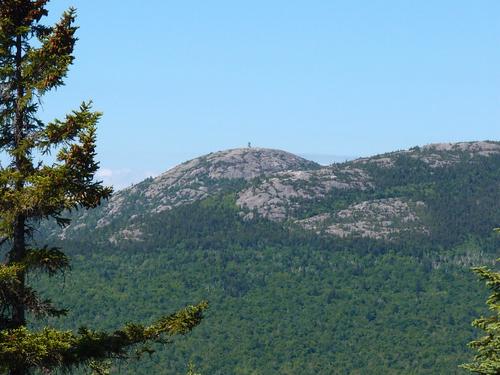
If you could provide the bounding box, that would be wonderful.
[461,258,500,374]
[0,1,207,374]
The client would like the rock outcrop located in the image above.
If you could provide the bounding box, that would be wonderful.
[52,140,500,243]
[296,198,427,240]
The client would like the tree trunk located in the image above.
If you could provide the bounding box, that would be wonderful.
[8,33,27,375]
[11,30,26,325]
[11,215,26,327]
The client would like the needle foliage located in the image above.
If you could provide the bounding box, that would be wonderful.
[0,1,207,374]
[461,258,500,374]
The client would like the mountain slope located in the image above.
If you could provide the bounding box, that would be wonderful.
[51,140,500,245]
[37,196,498,375]
[33,140,500,374]
[52,147,318,241]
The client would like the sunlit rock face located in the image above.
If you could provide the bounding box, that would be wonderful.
[50,140,500,244]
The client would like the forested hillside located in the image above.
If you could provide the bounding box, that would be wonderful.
[33,141,500,374]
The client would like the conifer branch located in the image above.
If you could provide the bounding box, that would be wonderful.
[0,2,206,373]
[0,302,208,373]
[461,261,500,373]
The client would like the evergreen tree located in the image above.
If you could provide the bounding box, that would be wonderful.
[461,258,500,374]
[0,1,207,374]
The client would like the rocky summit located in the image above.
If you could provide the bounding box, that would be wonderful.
[51,140,500,243]
[36,139,500,375]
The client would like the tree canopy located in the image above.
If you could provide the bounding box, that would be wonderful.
[461,258,500,374]
[0,1,206,374]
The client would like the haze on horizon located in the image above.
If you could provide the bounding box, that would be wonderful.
[37,1,500,189]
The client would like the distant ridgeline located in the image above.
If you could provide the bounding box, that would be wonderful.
[36,141,500,374]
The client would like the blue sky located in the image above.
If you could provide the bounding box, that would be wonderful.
[40,1,500,188]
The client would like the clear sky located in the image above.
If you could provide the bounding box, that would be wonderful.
[40,1,500,188]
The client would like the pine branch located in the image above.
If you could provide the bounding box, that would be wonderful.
[0,263,67,325]
[461,261,500,373]
[0,302,208,373]
[0,2,206,373]
[24,8,77,94]
[21,246,70,276]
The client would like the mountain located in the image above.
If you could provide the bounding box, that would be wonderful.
[36,141,500,374]
[51,140,500,244]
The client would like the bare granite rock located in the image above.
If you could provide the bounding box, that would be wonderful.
[422,141,500,154]
[109,227,144,244]
[296,198,427,240]
[63,148,320,239]
[353,141,500,169]
[56,141,498,243]
[236,166,372,220]
[144,147,318,198]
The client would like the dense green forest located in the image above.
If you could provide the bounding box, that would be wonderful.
[33,192,498,374]
[2,1,498,373]
[18,147,499,374]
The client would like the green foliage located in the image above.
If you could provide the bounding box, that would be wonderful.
[34,197,498,374]
[293,153,500,246]
[30,144,500,373]
[186,361,202,375]
[0,302,207,373]
[0,1,206,373]
[461,260,500,374]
